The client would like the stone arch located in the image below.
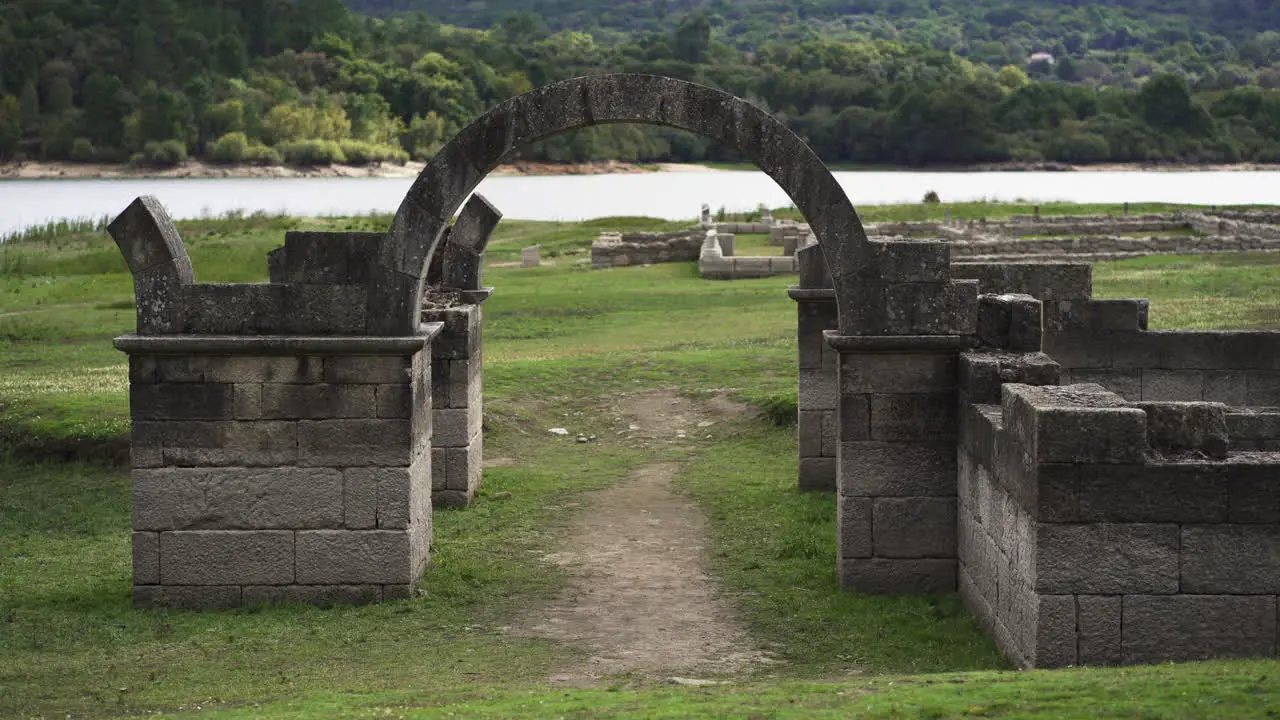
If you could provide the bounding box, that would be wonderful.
[372,73,874,336]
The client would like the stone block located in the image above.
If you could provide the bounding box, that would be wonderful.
[1141,370,1204,402]
[950,263,1092,301]
[433,490,470,508]
[1249,372,1280,406]
[1033,594,1078,668]
[269,231,381,285]
[135,467,343,530]
[1228,460,1280,523]
[820,410,838,456]
[444,443,481,492]
[1002,384,1146,465]
[1069,369,1142,401]
[1226,410,1280,451]
[872,497,957,558]
[233,384,262,420]
[839,441,957,497]
[431,359,476,409]
[1181,525,1280,594]
[869,394,956,441]
[1038,462,1228,524]
[1127,401,1228,458]
[1042,329,1111,369]
[430,448,448,491]
[798,411,823,456]
[434,407,480,448]
[242,584,382,607]
[159,530,295,585]
[838,495,872,558]
[1122,595,1277,664]
[799,457,836,492]
[134,585,242,610]
[799,367,837,411]
[297,420,411,467]
[872,240,950,282]
[1035,523,1178,594]
[295,530,414,585]
[1077,595,1122,666]
[838,558,956,594]
[324,356,412,384]
[260,383,377,420]
[133,532,160,585]
[880,281,978,336]
[131,383,234,420]
[134,420,298,467]
[840,352,957,394]
[344,467,377,529]
[838,395,870,442]
[376,383,412,418]
[976,294,1041,351]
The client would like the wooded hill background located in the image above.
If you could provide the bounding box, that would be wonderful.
[2,0,1280,167]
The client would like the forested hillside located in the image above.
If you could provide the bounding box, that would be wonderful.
[3,0,1280,168]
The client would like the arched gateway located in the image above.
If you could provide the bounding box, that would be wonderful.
[111,74,977,619]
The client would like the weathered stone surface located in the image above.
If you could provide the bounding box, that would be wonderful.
[869,394,956,441]
[838,558,956,594]
[133,531,160,585]
[872,240,950,282]
[1122,595,1277,664]
[267,232,383,285]
[1181,525,1280,593]
[1035,523,1178,594]
[297,420,411,467]
[872,497,956,558]
[1002,383,1147,464]
[155,355,324,384]
[242,584,382,607]
[1228,459,1280,523]
[1033,594,1078,668]
[880,281,978,336]
[951,262,1092,301]
[840,352,957,394]
[295,530,414,585]
[1127,401,1228,458]
[798,457,836,492]
[135,468,343,530]
[1037,462,1229,524]
[159,530,295,585]
[344,467,378,529]
[840,441,957,497]
[131,383,235,420]
[1077,595,1122,666]
[134,585,242,610]
[324,356,412,384]
[260,383,377,420]
[1141,370,1204,402]
[838,495,872,558]
[133,420,297,467]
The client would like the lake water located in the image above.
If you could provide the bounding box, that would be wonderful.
[3,169,1280,237]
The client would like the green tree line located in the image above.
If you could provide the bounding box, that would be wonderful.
[2,0,1279,167]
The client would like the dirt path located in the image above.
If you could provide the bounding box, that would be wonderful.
[514,390,771,685]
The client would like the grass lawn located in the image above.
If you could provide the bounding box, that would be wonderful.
[2,202,1279,718]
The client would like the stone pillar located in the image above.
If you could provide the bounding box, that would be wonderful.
[717,233,735,257]
[423,302,487,507]
[788,246,838,491]
[110,196,440,609]
[828,239,977,594]
[521,246,540,267]
[700,203,712,227]
[782,234,799,257]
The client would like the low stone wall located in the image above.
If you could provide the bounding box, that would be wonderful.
[948,234,1280,260]
[715,221,772,235]
[959,381,1280,667]
[698,229,799,279]
[590,229,703,268]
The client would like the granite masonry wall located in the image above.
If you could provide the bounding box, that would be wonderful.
[590,229,704,268]
[112,197,441,609]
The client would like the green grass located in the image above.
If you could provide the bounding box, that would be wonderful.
[2,202,1279,718]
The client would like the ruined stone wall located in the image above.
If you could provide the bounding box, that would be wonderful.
[699,229,800,279]
[947,234,1280,261]
[590,230,703,268]
[958,381,1280,667]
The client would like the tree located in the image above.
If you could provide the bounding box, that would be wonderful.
[996,64,1030,90]
[673,14,712,63]
[81,72,128,149]
[0,94,21,157]
[1139,73,1211,134]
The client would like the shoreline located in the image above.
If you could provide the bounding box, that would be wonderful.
[2,159,1278,181]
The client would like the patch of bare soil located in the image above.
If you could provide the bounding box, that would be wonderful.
[512,390,770,685]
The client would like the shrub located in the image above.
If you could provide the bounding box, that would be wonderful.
[277,139,346,166]
[69,137,96,162]
[141,139,187,167]
[243,144,282,165]
[923,190,941,204]
[339,140,409,166]
[209,132,248,163]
